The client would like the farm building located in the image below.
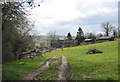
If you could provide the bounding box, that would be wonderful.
[84,39,93,44]
[51,37,114,48]
[84,39,93,42]
[51,40,77,48]
[98,37,114,41]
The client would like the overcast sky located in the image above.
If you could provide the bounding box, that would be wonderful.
[28,0,119,36]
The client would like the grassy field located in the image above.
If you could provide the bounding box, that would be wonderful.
[2,53,56,80]
[3,40,118,80]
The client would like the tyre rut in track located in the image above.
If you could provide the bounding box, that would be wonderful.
[19,55,57,80]
[56,55,70,80]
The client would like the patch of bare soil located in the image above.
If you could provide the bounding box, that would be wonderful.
[56,55,70,80]
[19,55,57,80]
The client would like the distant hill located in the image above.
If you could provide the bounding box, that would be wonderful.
[32,35,76,45]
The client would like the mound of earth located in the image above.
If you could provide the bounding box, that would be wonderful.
[87,49,103,54]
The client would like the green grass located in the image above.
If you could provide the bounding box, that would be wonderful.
[56,41,118,80]
[3,53,56,80]
[40,41,118,80]
[3,41,118,80]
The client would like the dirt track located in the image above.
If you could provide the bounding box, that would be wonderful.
[56,55,70,80]
[19,55,57,80]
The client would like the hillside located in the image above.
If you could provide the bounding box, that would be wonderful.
[3,41,118,80]
[32,35,76,45]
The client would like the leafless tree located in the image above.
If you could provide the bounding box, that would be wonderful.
[47,31,59,41]
[97,33,103,37]
[101,22,115,36]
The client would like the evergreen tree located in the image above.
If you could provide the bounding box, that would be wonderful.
[75,27,84,45]
[67,32,72,40]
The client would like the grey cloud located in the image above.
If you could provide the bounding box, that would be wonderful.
[55,10,117,27]
[36,1,118,36]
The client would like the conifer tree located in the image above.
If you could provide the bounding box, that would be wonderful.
[67,32,72,40]
[75,27,84,45]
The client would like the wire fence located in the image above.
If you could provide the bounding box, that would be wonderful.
[52,42,118,52]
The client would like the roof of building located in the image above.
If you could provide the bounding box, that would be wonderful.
[98,37,110,40]
[85,39,92,42]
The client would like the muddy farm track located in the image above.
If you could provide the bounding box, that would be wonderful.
[19,55,70,80]
[56,55,70,80]
[19,55,58,80]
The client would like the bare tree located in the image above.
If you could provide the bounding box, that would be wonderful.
[47,31,56,40]
[97,33,103,37]
[101,22,115,36]
[47,31,59,43]
[85,32,96,43]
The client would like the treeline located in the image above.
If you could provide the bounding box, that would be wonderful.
[67,23,118,45]
[47,24,118,46]
[2,2,35,63]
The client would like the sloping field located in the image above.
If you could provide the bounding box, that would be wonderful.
[54,41,118,80]
[3,41,118,80]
